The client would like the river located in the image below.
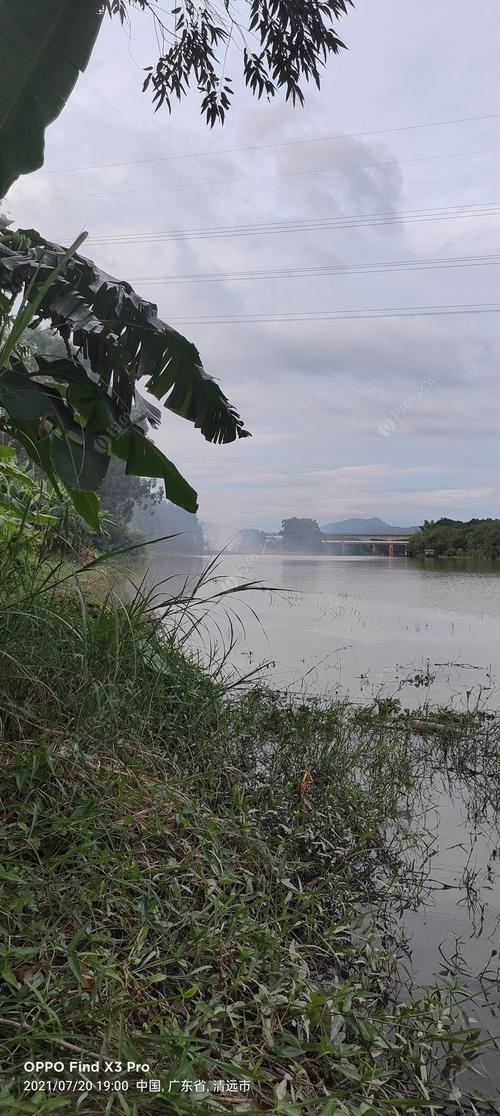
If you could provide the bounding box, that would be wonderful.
[128,551,500,711]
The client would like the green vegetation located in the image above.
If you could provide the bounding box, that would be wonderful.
[0,0,354,535]
[408,518,500,561]
[0,443,92,557]
[0,226,249,527]
[93,454,161,551]
[1,10,499,1113]
[1,528,499,1113]
[0,0,355,531]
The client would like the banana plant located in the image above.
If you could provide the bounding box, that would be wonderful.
[0,226,249,528]
[0,0,104,198]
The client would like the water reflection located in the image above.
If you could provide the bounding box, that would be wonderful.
[398,760,500,1089]
[124,552,500,710]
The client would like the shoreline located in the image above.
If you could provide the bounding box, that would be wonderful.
[1,563,499,1112]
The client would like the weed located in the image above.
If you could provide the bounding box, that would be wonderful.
[0,552,499,1113]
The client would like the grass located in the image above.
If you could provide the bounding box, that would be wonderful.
[0,554,499,1114]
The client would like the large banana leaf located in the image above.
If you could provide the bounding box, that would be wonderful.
[0,226,249,521]
[0,229,250,444]
[0,0,104,198]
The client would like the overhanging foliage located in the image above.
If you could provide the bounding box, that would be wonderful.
[0,0,104,198]
[0,227,249,525]
[0,0,354,201]
[137,0,354,126]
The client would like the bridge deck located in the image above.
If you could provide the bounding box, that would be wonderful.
[322,534,410,543]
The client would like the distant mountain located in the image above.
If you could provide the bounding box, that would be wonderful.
[321,517,419,535]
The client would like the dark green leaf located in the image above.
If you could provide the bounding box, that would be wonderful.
[0,367,49,420]
[0,0,104,197]
[0,365,85,435]
[66,490,100,531]
[0,230,250,447]
[50,431,110,492]
[113,430,198,513]
[0,227,250,513]
[8,417,62,497]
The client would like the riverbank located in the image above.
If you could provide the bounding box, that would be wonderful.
[407,518,500,562]
[1,564,499,1113]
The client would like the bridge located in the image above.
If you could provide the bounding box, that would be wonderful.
[321,533,410,556]
[262,533,411,556]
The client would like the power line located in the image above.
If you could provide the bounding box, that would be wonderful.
[165,302,500,326]
[90,201,500,242]
[30,146,500,203]
[88,201,500,247]
[32,110,500,176]
[128,251,500,286]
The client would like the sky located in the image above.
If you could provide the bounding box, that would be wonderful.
[5,0,500,529]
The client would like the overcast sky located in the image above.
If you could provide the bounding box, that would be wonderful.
[5,0,500,528]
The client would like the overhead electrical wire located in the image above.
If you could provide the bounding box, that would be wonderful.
[11,108,496,338]
[127,251,500,286]
[88,201,500,247]
[32,110,500,176]
[31,145,500,203]
[164,302,500,326]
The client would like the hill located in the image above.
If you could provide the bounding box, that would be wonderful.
[321,517,418,535]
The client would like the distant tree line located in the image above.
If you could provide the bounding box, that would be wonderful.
[237,517,500,560]
[408,518,500,560]
[281,518,323,553]
[236,518,323,554]
[236,528,269,553]
[132,497,205,554]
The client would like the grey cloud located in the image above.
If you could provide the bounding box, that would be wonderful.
[3,0,499,529]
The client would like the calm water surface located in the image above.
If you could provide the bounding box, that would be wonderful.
[135,552,500,709]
